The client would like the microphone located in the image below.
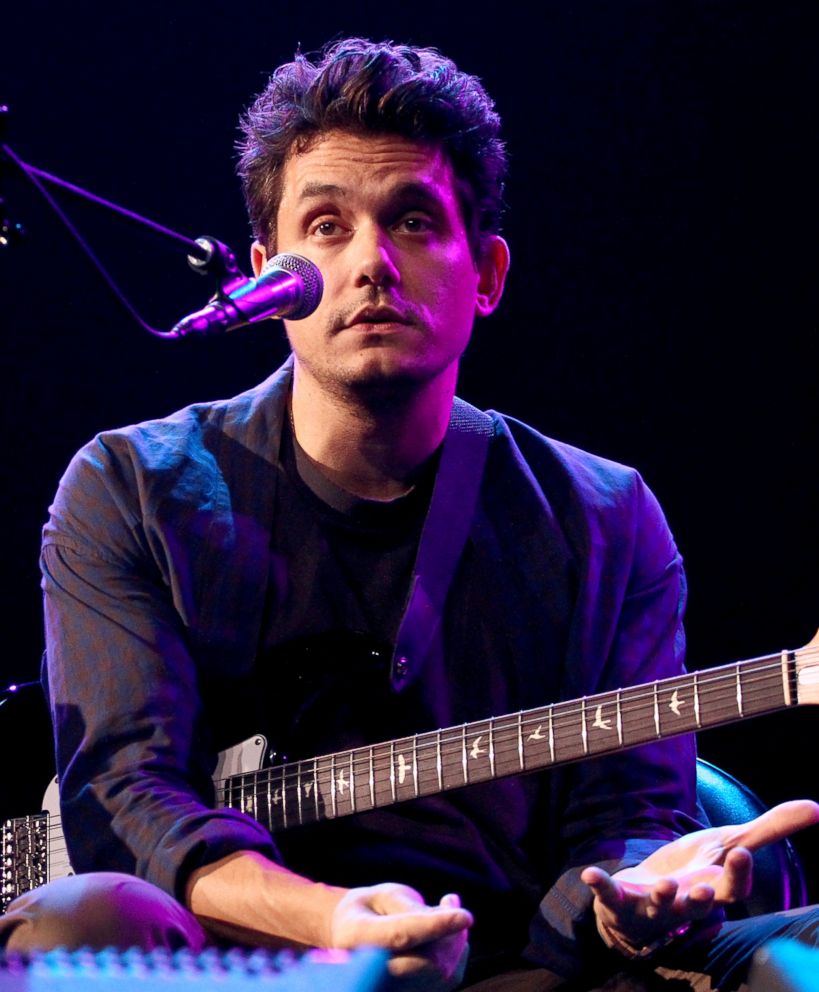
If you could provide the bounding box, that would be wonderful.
[171,252,323,337]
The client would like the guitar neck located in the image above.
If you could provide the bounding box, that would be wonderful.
[218,643,818,834]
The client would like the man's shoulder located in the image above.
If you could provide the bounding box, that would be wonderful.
[487,410,646,507]
[73,359,292,479]
[484,410,679,580]
[47,361,293,548]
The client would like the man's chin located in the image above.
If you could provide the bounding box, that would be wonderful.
[346,366,429,402]
[319,357,442,406]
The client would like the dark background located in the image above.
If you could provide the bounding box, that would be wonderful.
[2,1,817,898]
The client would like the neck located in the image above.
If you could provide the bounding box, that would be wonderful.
[289,363,455,500]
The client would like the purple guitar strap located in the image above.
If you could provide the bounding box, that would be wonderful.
[390,397,494,689]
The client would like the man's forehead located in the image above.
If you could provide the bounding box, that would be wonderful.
[279,131,456,204]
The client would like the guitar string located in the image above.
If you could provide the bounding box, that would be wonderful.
[220,654,802,781]
[21,658,793,863]
[214,651,815,805]
[16,645,818,846]
[214,647,818,811]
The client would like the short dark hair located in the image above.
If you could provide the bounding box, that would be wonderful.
[237,38,507,259]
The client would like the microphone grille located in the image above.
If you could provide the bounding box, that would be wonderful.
[264,252,324,319]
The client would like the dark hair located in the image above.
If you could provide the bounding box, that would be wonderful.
[237,38,507,259]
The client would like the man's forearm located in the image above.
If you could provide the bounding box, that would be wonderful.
[185,849,345,948]
[185,849,473,991]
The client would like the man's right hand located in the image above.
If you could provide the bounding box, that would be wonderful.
[330,884,472,991]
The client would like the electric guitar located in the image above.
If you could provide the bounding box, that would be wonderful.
[3,632,818,912]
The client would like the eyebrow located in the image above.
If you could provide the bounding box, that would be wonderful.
[389,181,446,208]
[296,180,446,208]
[298,182,348,201]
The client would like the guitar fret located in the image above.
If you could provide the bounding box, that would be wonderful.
[585,691,619,753]
[349,753,356,814]
[548,707,555,763]
[461,725,468,784]
[281,765,287,829]
[412,736,419,798]
[489,718,496,776]
[389,742,397,803]
[616,689,623,745]
[736,664,744,717]
[517,712,524,769]
[436,730,443,791]
[330,755,337,819]
[296,765,303,824]
[739,655,789,717]
[782,650,792,706]
[580,699,588,755]
[312,760,319,821]
[369,744,390,809]
[693,672,701,727]
[369,748,375,809]
[653,682,660,737]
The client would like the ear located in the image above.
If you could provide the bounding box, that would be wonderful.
[475,236,510,317]
[250,241,268,278]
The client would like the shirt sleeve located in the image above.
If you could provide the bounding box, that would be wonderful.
[41,435,279,901]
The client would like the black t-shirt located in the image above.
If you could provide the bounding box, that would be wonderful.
[247,422,543,979]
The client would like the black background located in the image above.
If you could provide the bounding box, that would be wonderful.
[1,1,817,899]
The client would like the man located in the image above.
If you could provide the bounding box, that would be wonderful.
[2,38,817,991]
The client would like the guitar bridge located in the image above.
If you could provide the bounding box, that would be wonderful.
[1,813,49,912]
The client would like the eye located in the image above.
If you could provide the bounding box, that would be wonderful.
[396,215,431,234]
[311,220,342,237]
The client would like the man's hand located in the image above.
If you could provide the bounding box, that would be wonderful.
[581,799,819,956]
[330,884,472,992]
[187,853,470,991]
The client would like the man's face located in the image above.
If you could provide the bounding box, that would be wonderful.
[254,130,508,400]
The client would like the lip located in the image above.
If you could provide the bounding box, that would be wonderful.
[343,305,412,330]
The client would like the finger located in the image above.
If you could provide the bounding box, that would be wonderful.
[344,908,471,952]
[333,885,472,952]
[387,931,469,977]
[679,882,716,921]
[722,800,819,852]
[370,883,428,913]
[580,866,623,908]
[713,846,753,903]
[386,930,470,991]
[645,877,678,919]
[370,884,472,932]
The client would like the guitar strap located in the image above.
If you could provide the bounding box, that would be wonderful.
[391,397,494,689]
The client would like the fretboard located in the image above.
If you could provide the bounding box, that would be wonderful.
[216,648,804,833]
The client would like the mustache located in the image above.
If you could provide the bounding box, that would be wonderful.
[330,290,418,330]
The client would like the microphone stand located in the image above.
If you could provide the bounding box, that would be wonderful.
[0,106,247,338]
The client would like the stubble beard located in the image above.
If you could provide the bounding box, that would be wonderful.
[300,345,438,417]
[291,292,449,414]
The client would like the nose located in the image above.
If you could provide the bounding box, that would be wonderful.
[352,223,401,289]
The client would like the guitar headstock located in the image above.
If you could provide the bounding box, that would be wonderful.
[795,629,819,705]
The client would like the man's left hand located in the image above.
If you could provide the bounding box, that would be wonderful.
[581,799,819,956]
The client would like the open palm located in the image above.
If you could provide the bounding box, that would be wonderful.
[581,800,819,952]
